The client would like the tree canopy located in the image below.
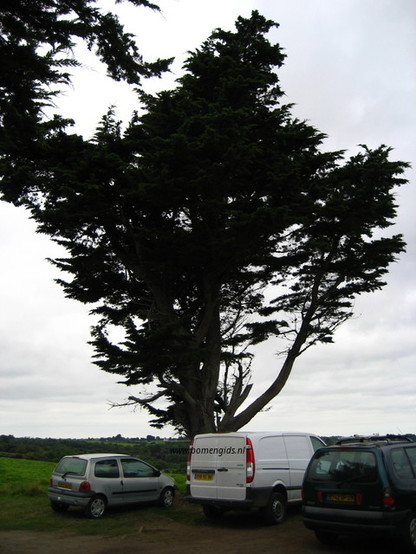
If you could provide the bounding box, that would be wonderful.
[0,9,408,437]
[0,0,169,198]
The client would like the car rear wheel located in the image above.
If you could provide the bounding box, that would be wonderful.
[159,487,175,507]
[84,495,106,519]
[50,501,69,513]
[401,512,416,552]
[315,530,338,545]
[260,492,287,525]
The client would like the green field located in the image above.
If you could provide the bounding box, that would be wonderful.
[0,457,55,494]
[0,457,190,534]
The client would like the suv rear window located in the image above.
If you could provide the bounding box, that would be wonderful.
[55,456,87,476]
[309,449,377,483]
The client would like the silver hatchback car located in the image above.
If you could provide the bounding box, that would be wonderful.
[48,453,176,518]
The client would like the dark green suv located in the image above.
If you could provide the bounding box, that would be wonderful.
[302,435,416,552]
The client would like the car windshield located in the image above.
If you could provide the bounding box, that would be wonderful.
[309,449,377,483]
[55,456,88,476]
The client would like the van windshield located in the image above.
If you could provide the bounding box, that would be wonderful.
[309,450,377,484]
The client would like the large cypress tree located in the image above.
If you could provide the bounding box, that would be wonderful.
[0,11,407,437]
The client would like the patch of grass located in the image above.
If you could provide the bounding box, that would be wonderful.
[0,494,64,531]
[0,457,54,495]
[168,472,186,494]
[0,490,202,534]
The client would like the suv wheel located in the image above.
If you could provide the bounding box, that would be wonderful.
[260,492,287,525]
[401,512,416,552]
[84,495,107,519]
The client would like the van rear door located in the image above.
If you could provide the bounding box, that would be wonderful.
[190,434,246,501]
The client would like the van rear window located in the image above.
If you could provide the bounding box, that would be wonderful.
[309,450,377,483]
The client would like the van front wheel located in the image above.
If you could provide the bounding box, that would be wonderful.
[260,492,287,525]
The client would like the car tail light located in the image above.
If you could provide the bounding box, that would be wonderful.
[49,478,53,486]
[186,441,193,482]
[383,490,395,507]
[79,481,91,492]
[246,438,255,483]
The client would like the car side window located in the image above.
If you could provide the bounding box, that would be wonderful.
[121,459,156,478]
[94,459,120,478]
[391,448,415,479]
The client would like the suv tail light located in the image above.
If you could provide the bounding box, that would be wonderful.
[246,438,255,483]
[79,481,91,492]
[186,441,193,482]
[383,489,395,507]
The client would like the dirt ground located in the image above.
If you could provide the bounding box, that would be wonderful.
[0,510,402,554]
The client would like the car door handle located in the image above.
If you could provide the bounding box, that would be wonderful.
[217,467,228,472]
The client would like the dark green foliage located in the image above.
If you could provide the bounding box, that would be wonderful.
[0,10,408,437]
[0,435,189,472]
[0,0,170,202]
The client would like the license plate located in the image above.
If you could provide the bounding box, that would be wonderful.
[194,473,214,481]
[58,482,72,490]
[327,493,355,503]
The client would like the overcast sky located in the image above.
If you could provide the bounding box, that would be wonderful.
[1,0,415,440]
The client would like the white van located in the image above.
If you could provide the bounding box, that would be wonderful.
[186,431,325,524]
